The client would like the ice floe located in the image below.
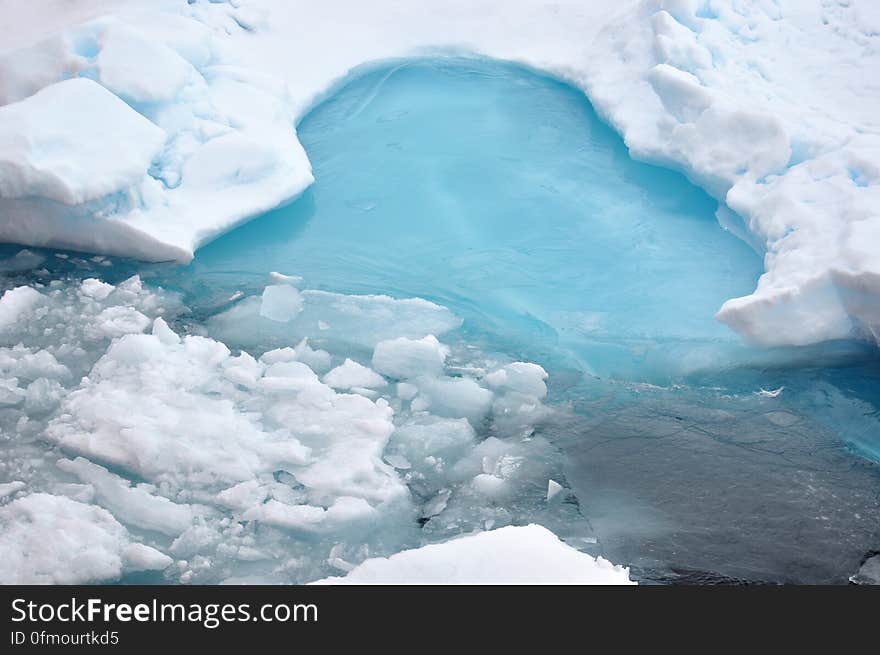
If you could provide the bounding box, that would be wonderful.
[313,524,634,585]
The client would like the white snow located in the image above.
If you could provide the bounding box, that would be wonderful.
[581,1,880,347]
[0,492,170,584]
[80,278,115,301]
[96,21,195,104]
[0,77,165,205]
[2,0,876,348]
[0,285,42,329]
[0,0,134,57]
[0,9,312,263]
[313,524,634,585]
[323,359,387,390]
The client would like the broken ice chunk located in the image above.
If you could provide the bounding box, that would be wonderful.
[79,278,115,301]
[0,249,45,272]
[216,480,269,512]
[259,360,321,392]
[259,284,303,322]
[0,378,24,406]
[94,306,151,338]
[323,359,387,390]
[96,21,195,104]
[269,271,304,286]
[383,454,412,470]
[0,493,171,584]
[242,497,378,533]
[260,337,331,373]
[422,488,451,519]
[122,543,173,572]
[222,351,263,389]
[291,338,332,373]
[485,362,548,399]
[152,317,181,346]
[24,378,64,414]
[372,335,449,379]
[0,481,25,499]
[327,544,355,572]
[0,286,42,330]
[472,473,507,499]
[413,375,493,423]
[850,554,880,585]
[57,457,195,537]
[756,386,784,398]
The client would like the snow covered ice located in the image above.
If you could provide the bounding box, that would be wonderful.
[1,0,880,585]
[0,9,313,263]
[313,524,633,585]
[1,0,879,349]
[0,492,171,584]
[0,77,165,205]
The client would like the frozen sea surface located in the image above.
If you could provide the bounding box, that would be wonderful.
[1,59,878,584]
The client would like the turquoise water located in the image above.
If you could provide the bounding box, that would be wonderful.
[189,59,765,382]
[2,58,878,583]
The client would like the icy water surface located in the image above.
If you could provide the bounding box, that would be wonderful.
[191,58,766,381]
[2,58,879,584]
